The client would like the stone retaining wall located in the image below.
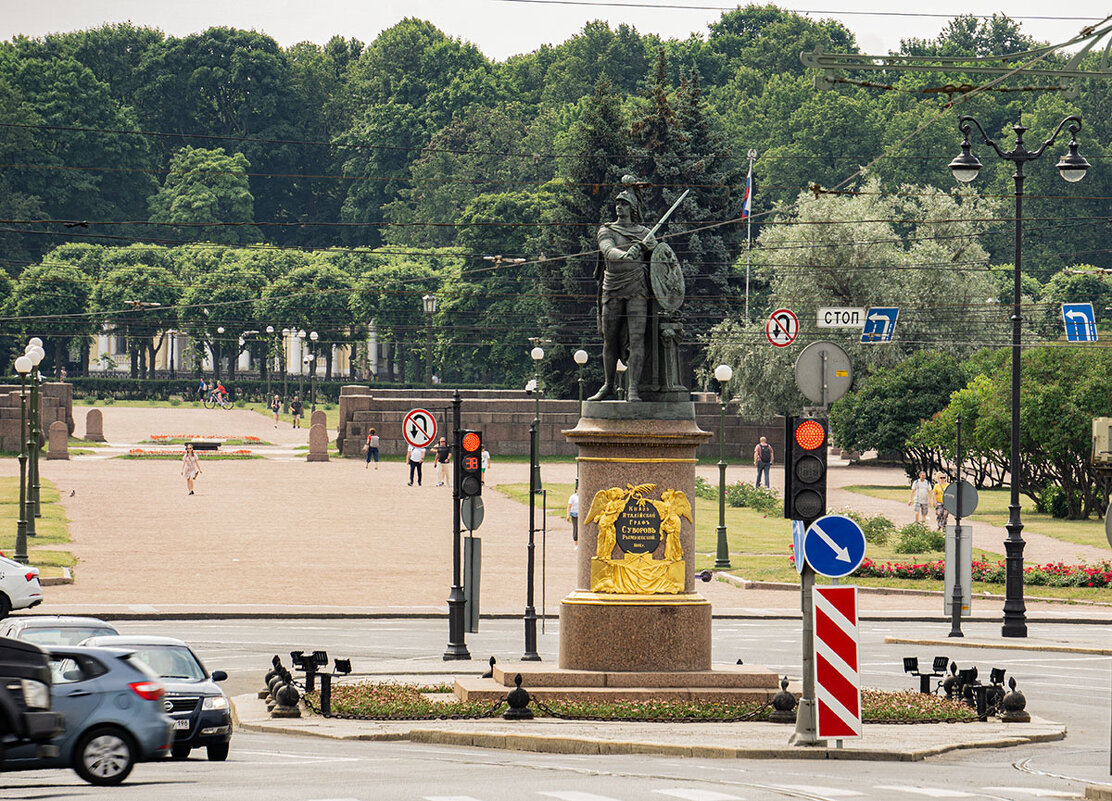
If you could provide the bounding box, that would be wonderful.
[336,386,782,460]
[0,382,74,452]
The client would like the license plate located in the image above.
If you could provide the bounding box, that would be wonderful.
[173,719,190,730]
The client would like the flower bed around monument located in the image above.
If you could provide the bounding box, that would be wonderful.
[121,448,259,460]
[304,682,976,723]
[145,434,268,445]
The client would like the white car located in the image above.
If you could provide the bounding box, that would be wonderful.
[0,554,43,618]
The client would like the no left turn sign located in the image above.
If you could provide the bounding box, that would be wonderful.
[402,408,438,449]
[766,308,799,348]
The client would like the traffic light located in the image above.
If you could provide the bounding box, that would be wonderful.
[785,416,828,524]
[459,430,482,498]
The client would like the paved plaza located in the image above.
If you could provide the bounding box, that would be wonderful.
[3,405,1108,618]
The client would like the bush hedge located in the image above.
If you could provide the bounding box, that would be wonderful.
[856,556,1112,588]
[63,377,500,404]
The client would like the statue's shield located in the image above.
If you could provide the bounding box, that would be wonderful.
[650,242,684,313]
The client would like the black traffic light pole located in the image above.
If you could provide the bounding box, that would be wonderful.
[444,389,470,660]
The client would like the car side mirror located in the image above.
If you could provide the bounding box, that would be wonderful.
[210,670,227,682]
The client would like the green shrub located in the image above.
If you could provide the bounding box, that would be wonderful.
[82,397,97,405]
[1039,483,1071,519]
[844,510,895,545]
[102,396,115,405]
[894,521,945,554]
[168,397,181,406]
[693,476,717,501]
[725,481,781,514]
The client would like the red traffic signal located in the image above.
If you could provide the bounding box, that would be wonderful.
[460,430,482,498]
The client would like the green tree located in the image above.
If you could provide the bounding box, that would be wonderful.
[91,264,181,378]
[148,147,261,244]
[9,262,94,373]
[259,259,356,379]
[828,350,967,476]
[179,261,266,380]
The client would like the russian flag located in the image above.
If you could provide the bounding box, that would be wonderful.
[742,163,753,219]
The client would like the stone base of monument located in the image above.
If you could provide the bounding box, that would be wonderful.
[454,661,779,704]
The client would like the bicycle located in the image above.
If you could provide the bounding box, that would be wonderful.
[203,390,234,410]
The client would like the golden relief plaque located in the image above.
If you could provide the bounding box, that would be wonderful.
[585,483,692,594]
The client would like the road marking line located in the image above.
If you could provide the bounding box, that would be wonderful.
[541,793,624,801]
[767,786,862,797]
[982,788,1081,798]
[874,786,976,797]
[653,789,744,800]
[424,797,488,801]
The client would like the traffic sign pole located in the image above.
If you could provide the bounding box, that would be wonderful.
[444,390,470,661]
[792,562,822,746]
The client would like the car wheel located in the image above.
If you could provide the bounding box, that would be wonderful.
[206,742,229,762]
[171,743,191,760]
[0,593,11,619]
[73,727,135,786]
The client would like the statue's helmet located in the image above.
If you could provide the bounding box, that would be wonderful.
[615,188,643,223]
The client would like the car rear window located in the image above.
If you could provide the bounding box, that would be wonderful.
[22,627,118,646]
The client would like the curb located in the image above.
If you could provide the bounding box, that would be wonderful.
[39,567,72,587]
[1087,785,1112,800]
[886,635,1112,656]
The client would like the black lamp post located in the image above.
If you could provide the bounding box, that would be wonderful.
[281,328,291,412]
[949,114,1089,638]
[714,364,733,569]
[297,329,307,401]
[25,340,44,523]
[523,344,544,661]
[13,354,31,564]
[423,293,438,386]
[265,325,274,397]
[309,330,319,411]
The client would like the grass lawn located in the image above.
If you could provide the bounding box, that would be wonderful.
[0,477,75,576]
[844,484,1111,553]
[497,481,1008,581]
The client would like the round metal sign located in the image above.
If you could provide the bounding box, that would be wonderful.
[766,308,799,348]
[1105,510,1112,549]
[402,408,437,449]
[462,497,485,531]
[794,341,853,405]
[942,480,979,517]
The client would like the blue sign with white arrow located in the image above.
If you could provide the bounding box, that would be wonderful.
[792,519,806,575]
[803,515,867,578]
[1062,302,1098,342]
[861,307,899,344]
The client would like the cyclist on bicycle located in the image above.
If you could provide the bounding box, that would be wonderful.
[215,381,228,403]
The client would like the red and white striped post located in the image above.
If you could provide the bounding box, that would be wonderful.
[814,585,862,740]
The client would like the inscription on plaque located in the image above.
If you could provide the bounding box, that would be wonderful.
[585,483,692,594]
[615,502,662,554]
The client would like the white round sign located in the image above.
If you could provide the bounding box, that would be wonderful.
[402,408,438,449]
[766,308,799,348]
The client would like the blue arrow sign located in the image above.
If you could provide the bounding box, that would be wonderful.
[861,307,899,344]
[1062,302,1097,342]
[793,519,806,575]
[803,515,867,578]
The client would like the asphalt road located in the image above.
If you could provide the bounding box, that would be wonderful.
[4,618,1107,801]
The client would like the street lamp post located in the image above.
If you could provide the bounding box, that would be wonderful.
[167,329,177,379]
[523,344,544,661]
[25,341,44,522]
[13,355,31,564]
[422,294,438,386]
[297,329,307,401]
[714,364,733,568]
[309,331,319,411]
[615,359,627,401]
[573,349,588,416]
[281,328,290,412]
[265,325,274,398]
[949,114,1089,638]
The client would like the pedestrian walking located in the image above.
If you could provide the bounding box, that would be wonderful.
[434,437,451,486]
[269,394,281,428]
[934,473,951,530]
[908,470,932,524]
[407,442,426,486]
[566,483,579,545]
[290,395,303,428]
[181,443,201,495]
[753,436,773,488]
[364,428,379,469]
[480,445,490,484]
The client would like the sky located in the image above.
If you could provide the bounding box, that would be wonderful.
[0,0,1109,60]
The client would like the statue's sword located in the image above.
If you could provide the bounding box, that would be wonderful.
[642,188,689,242]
